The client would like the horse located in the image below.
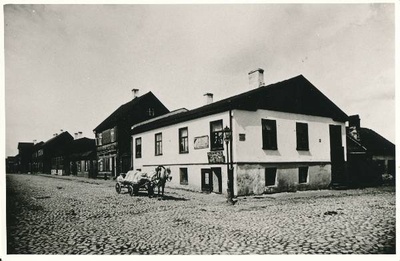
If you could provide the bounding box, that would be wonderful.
[150,165,172,199]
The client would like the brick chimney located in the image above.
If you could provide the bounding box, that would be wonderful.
[78,131,83,139]
[204,93,213,105]
[248,68,265,89]
[74,133,78,140]
[132,89,139,99]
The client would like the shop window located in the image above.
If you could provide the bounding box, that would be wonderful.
[262,119,277,150]
[296,122,309,151]
[179,127,189,153]
[265,168,277,186]
[210,120,224,151]
[180,168,188,185]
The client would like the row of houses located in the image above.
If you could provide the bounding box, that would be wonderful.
[6,69,395,196]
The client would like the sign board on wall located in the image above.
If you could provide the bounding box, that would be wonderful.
[194,135,209,149]
[207,151,225,163]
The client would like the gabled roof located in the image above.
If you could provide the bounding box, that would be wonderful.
[131,108,188,130]
[93,91,170,133]
[132,75,348,135]
[43,131,74,150]
[358,128,395,157]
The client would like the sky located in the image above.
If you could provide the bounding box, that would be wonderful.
[4,3,395,157]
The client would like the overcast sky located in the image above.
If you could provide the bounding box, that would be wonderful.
[4,3,395,156]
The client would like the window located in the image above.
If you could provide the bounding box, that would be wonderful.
[148,108,155,116]
[77,161,81,172]
[97,133,102,146]
[98,159,103,171]
[135,138,142,158]
[179,127,189,153]
[110,128,116,143]
[85,161,88,172]
[299,167,308,184]
[296,122,309,151]
[239,133,246,141]
[265,168,277,186]
[210,120,224,151]
[155,133,162,155]
[102,130,111,144]
[262,119,277,150]
[180,168,188,185]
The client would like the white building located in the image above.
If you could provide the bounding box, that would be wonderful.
[131,70,348,196]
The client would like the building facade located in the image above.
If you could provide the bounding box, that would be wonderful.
[93,90,170,179]
[16,142,34,174]
[131,72,348,196]
[68,135,97,178]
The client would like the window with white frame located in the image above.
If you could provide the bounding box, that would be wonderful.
[155,133,162,156]
[210,120,224,151]
[135,137,142,158]
[179,127,189,153]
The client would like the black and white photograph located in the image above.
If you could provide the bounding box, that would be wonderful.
[2,1,397,257]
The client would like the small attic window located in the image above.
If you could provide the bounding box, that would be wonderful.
[148,108,155,116]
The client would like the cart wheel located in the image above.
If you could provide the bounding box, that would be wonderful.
[132,184,139,196]
[115,183,121,194]
[128,185,134,196]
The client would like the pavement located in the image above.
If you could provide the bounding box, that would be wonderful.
[6,173,396,255]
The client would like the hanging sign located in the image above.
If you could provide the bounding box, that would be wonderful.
[207,151,225,163]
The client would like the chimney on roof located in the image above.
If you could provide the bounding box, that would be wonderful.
[204,93,213,105]
[74,133,78,140]
[348,115,361,141]
[248,68,265,89]
[60,129,63,133]
[132,89,139,99]
[33,139,37,145]
[53,133,58,137]
[78,131,83,139]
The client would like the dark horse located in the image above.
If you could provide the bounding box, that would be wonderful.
[151,165,172,199]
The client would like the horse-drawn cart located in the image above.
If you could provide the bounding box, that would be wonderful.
[115,170,154,197]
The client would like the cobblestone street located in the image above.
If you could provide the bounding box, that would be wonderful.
[6,173,396,255]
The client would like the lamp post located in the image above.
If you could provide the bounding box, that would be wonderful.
[223,126,234,204]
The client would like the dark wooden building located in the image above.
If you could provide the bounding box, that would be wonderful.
[346,115,395,187]
[6,156,18,173]
[42,131,74,175]
[31,141,44,173]
[93,90,169,179]
[16,142,34,173]
[68,135,97,178]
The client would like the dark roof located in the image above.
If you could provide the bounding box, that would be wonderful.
[358,128,395,156]
[132,75,348,134]
[70,137,96,153]
[346,134,367,154]
[17,142,34,150]
[43,131,74,151]
[93,91,169,132]
[32,141,44,150]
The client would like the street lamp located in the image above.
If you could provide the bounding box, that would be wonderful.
[223,126,234,204]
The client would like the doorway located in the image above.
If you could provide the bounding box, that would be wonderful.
[329,124,346,185]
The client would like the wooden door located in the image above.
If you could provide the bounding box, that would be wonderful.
[329,125,346,185]
[201,169,213,193]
